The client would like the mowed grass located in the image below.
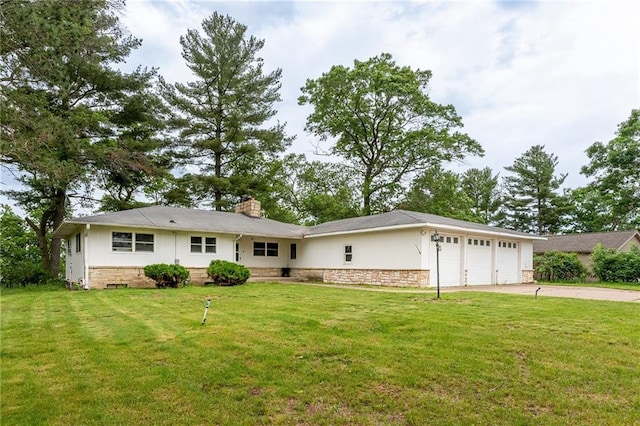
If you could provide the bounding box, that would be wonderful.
[1,284,639,425]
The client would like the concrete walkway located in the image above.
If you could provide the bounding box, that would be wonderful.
[442,284,640,303]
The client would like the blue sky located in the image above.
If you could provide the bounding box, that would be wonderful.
[2,0,639,212]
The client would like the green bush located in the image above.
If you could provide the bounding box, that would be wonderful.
[591,244,640,283]
[143,264,190,288]
[207,260,250,286]
[534,251,587,282]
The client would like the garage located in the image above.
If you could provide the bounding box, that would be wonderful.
[497,240,520,284]
[430,234,463,286]
[465,237,493,285]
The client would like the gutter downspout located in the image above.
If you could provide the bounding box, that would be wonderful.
[83,224,90,289]
[234,234,243,263]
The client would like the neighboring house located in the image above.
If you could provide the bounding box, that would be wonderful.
[533,230,640,275]
[53,197,544,289]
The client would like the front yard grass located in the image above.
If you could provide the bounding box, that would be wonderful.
[1,283,639,425]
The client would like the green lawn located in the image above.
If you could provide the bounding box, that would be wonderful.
[2,283,639,425]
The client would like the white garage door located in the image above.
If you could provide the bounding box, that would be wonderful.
[497,241,519,284]
[430,235,462,287]
[466,237,493,285]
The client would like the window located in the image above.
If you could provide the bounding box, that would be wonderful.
[507,242,512,248]
[135,234,154,252]
[453,237,459,244]
[75,233,81,253]
[205,237,217,253]
[473,239,478,246]
[112,232,133,252]
[191,236,202,253]
[191,236,217,254]
[446,236,451,243]
[290,243,297,260]
[267,242,278,257]
[513,242,517,249]
[254,242,265,256]
[486,240,490,247]
[112,232,153,252]
[480,240,485,246]
[253,241,279,257]
[498,242,502,248]
[67,239,72,255]
[468,239,472,245]
[344,245,353,263]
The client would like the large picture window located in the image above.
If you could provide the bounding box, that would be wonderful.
[112,232,154,253]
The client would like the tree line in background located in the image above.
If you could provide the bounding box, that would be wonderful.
[1,0,639,281]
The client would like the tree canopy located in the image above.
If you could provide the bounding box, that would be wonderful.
[578,109,640,231]
[299,53,483,215]
[0,0,161,274]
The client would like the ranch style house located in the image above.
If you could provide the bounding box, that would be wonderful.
[53,198,544,289]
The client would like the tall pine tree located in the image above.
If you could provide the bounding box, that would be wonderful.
[162,12,290,211]
[0,0,161,275]
[501,145,568,234]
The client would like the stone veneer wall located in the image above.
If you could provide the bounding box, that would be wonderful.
[323,269,430,287]
[89,267,155,288]
[522,269,535,284]
[89,266,216,288]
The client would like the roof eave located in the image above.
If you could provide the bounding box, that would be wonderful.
[305,222,545,240]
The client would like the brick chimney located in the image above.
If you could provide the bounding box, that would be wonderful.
[235,196,262,218]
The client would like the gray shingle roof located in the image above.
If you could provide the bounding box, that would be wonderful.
[54,207,541,240]
[307,210,537,238]
[54,206,305,239]
[533,230,640,253]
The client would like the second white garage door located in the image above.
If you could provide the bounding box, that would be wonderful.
[465,237,493,285]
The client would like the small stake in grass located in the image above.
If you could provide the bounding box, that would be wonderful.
[201,297,211,324]
[535,287,541,299]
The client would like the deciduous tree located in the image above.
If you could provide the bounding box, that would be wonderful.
[579,109,640,231]
[299,53,483,215]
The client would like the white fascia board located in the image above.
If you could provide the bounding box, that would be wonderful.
[304,222,546,240]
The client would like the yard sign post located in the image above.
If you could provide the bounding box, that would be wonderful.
[431,231,442,299]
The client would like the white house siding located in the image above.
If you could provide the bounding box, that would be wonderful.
[237,236,299,277]
[295,229,422,270]
[86,226,235,268]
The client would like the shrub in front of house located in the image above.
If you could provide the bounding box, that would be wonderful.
[143,264,190,288]
[591,244,640,283]
[207,260,250,286]
[534,251,587,282]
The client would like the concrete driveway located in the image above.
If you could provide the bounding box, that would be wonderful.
[443,284,640,303]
